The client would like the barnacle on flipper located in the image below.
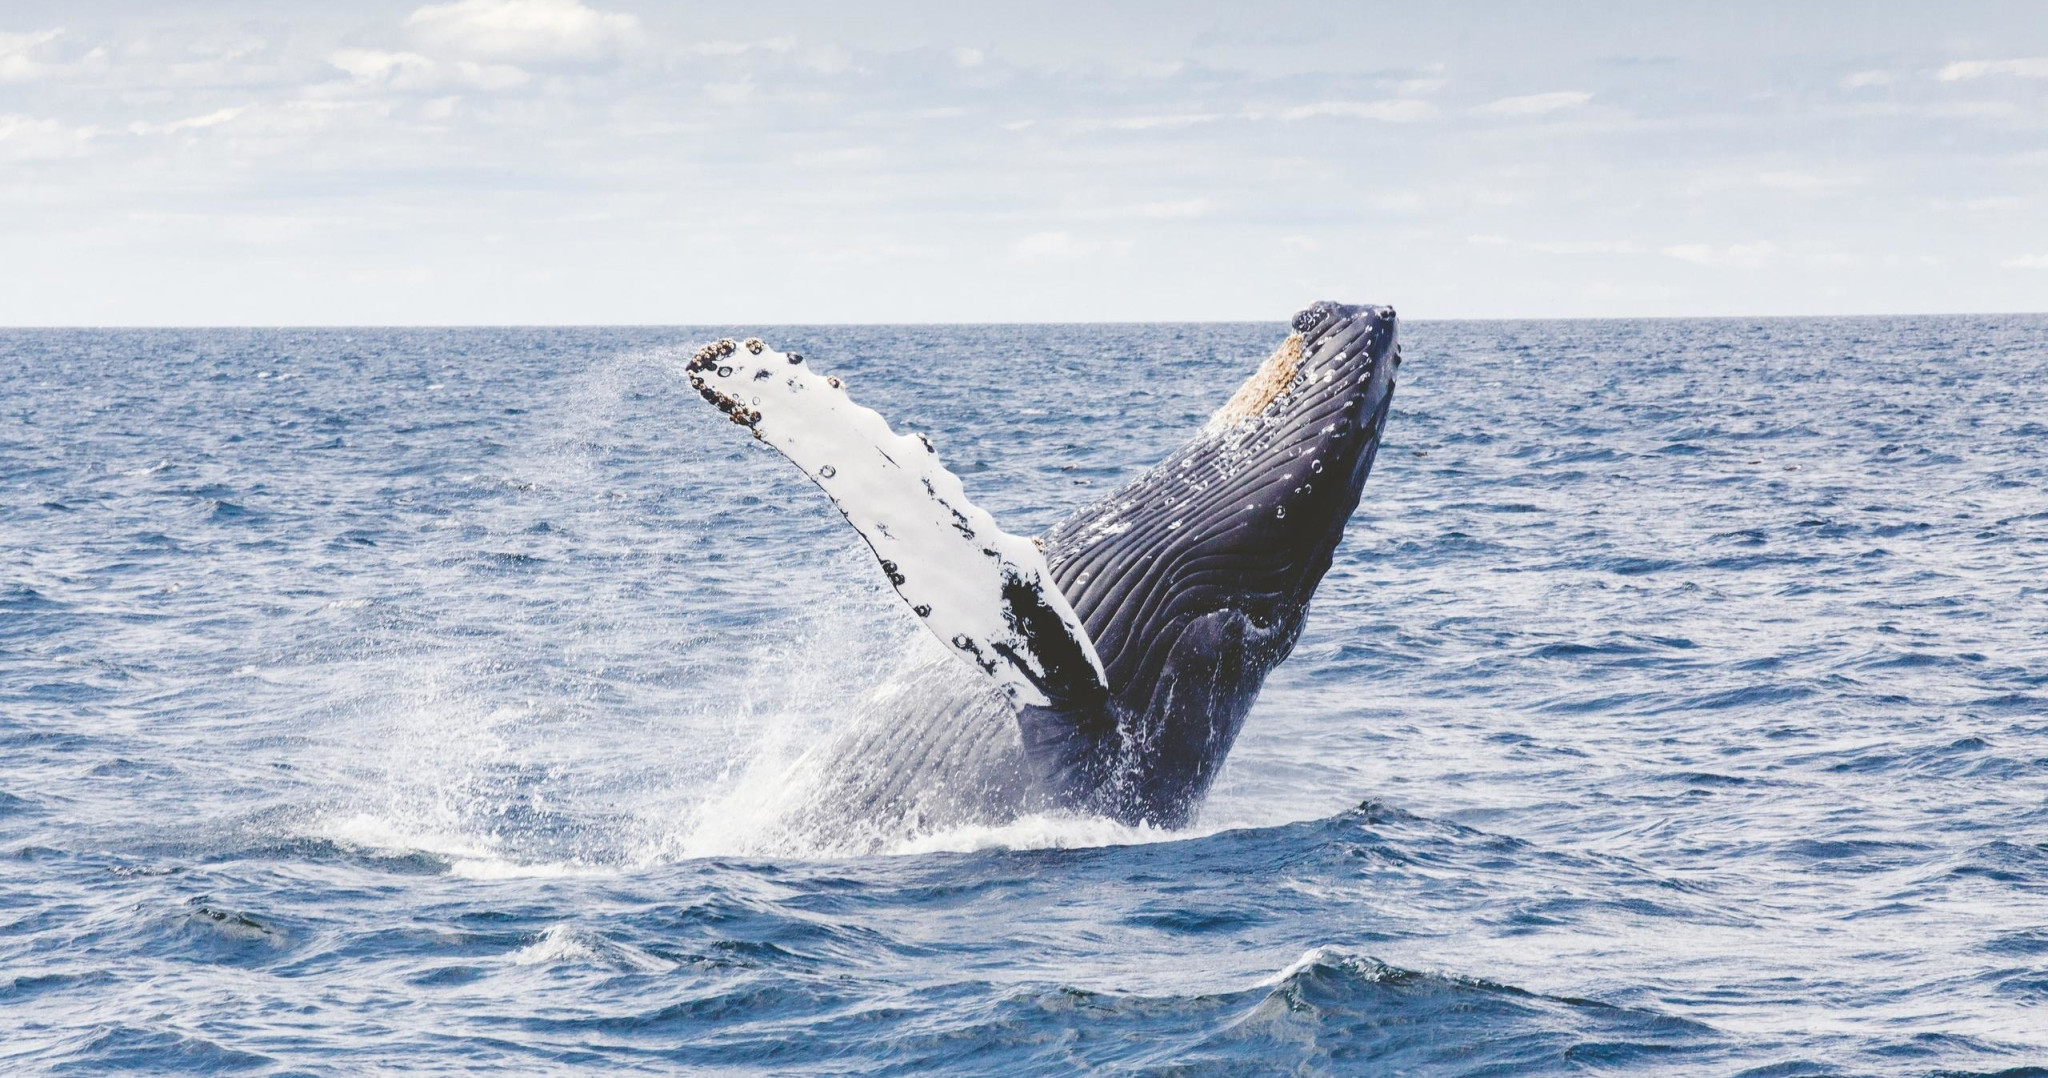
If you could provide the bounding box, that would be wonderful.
[1205,332,1306,433]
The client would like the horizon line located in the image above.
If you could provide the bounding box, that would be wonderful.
[3,310,2044,331]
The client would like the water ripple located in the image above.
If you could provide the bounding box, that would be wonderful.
[2,319,2045,1074]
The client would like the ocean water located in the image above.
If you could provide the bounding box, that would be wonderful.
[2,317,2045,1076]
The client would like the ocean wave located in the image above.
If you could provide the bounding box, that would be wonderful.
[5,320,2047,1075]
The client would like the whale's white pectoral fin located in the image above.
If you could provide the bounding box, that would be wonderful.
[686,338,1110,709]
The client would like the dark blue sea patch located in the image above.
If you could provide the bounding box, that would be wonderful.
[0,318,2044,1076]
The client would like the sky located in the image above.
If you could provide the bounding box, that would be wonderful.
[2,0,2045,325]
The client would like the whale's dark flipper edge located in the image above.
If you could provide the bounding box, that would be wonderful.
[687,302,1400,828]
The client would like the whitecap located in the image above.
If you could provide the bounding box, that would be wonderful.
[509,924,673,972]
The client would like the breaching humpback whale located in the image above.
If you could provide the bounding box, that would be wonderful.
[686,302,1399,839]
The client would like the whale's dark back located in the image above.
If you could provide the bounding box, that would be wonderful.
[776,304,1401,844]
[1028,303,1401,825]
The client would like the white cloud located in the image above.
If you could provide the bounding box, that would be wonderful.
[405,0,638,62]
[1754,171,1861,193]
[0,28,104,83]
[126,210,332,245]
[1131,198,1214,219]
[1279,99,1434,123]
[1580,279,1682,304]
[685,41,753,57]
[1071,113,1219,132]
[331,48,437,84]
[158,33,271,86]
[260,98,387,135]
[129,106,248,136]
[329,48,530,91]
[1468,234,1638,255]
[1529,239,1639,255]
[704,80,754,105]
[0,113,94,160]
[1120,59,1185,79]
[800,240,950,265]
[1662,243,1717,264]
[1015,231,1090,258]
[0,29,62,82]
[1060,199,1214,221]
[1370,190,1424,213]
[1465,187,1527,208]
[1846,99,2021,120]
[797,44,856,75]
[1475,91,1593,116]
[454,60,530,89]
[1012,231,1133,260]
[1663,241,1779,269]
[1930,195,2021,211]
[3,6,2041,324]
[1392,77,1450,95]
[683,38,792,58]
[790,145,881,167]
[1937,57,2048,81]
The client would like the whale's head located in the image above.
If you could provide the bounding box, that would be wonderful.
[1032,302,1400,824]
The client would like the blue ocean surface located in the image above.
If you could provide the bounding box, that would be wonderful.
[2,318,2045,1076]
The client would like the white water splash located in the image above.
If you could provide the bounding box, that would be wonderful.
[509,924,675,972]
